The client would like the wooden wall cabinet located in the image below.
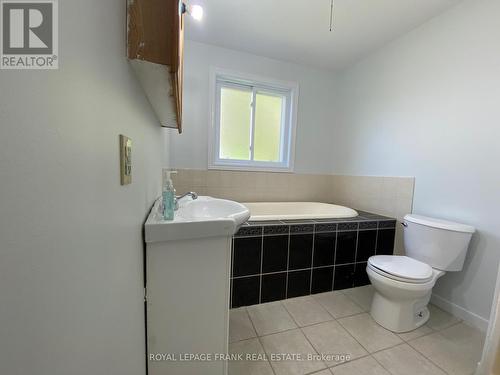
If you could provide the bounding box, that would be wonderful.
[127,0,184,133]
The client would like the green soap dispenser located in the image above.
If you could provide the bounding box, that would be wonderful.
[162,170,177,220]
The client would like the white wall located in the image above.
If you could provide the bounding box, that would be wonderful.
[335,0,500,324]
[0,1,165,374]
[168,40,338,174]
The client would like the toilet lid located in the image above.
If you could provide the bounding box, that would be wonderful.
[368,255,433,281]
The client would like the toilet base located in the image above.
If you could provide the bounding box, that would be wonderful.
[370,291,431,333]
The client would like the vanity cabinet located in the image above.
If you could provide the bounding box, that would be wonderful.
[143,197,250,375]
[127,0,184,132]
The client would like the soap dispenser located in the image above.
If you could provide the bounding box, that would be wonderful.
[162,170,177,220]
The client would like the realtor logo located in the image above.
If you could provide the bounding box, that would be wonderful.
[1,0,58,69]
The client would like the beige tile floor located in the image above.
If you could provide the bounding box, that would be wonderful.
[228,285,485,375]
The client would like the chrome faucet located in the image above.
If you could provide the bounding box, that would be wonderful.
[174,192,198,210]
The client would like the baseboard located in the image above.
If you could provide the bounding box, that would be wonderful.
[431,293,489,332]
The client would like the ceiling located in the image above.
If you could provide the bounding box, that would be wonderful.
[185,0,460,71]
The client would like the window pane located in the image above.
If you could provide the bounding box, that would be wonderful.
[254,92,284,162]
[219,86,252,160]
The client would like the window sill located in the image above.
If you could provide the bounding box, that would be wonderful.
[208,162,294,173]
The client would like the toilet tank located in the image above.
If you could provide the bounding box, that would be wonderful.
[403,214,475,271]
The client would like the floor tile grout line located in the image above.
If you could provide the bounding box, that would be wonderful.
[397,329,434,342]
[370,350,399,375]
[325,352,373,370]
[427,319,463,333]
[243,307,278,375]
[280,301,330,371]
[309,296,338,321]
[250,301,333,374]
[403,338,452,375]
[282,295,335,323]
[312,293,366,320]
[305,368,333,375]
[335,313,406,356]
[338,286,372,311]
[335,320,374,357]
[405,329,460,375]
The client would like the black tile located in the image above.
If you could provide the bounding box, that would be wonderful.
[333,264,355,290]
[235,226,263,237]
[356,230,377,262]
[338,222,359,231]
[359,221,377,230]
[311,267,334,294]
[290,224,314,234]
[376,228,396,255]
[231,276,260,308]
[289,234,313,270]
[378,220,397,229]
[261,273,287,303]
[287,270,311,298]
[262,235,289,273]
[353,262,370,287]
[315,223,337,232]
[264,225,289,235]
[313,232,336,267]
[233,237,262,277]
[335,231,357,265]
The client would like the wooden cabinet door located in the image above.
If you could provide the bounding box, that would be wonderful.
[127,0,184,132]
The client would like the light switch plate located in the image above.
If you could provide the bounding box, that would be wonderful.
[120,135,132,185]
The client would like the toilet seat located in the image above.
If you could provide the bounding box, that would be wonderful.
[368,255,433,284]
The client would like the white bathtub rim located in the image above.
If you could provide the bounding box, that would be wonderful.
[242,201,358,222]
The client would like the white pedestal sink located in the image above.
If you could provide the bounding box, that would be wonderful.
[145,196,250,375]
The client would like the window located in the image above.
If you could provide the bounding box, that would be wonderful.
[209,70,298,171]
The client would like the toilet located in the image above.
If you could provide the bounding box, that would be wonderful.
[367,214,475,333]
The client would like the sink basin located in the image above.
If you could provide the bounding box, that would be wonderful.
[145,196,250,243]
[178,196,250,224]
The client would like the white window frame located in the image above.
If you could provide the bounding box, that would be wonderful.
[208,68,298,172]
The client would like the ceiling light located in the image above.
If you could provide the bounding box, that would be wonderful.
[182,3,203,21]
[189,5,203,21]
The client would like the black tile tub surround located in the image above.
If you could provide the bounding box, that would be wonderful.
[334,264,355,290]
[377,227,396,255]
[262,235,289,273]
[231,213,397,308]
[289,234,314,270]
[232,276,260,308]
[312,266,334,294]
[336,231,357,265]
[261,272,287,303]
[287,270,311,298]
[356,228,377,262]
[232,237,261,277]
[313,232,336,267]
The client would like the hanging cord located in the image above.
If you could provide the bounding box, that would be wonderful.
[329,0,334,31]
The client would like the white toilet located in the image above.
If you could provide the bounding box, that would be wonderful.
[367,214,475,333]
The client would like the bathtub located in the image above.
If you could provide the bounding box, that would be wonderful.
[243,202,358,221]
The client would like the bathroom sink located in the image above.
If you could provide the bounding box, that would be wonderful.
[145,196,250,242]
[178,196,250,224]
